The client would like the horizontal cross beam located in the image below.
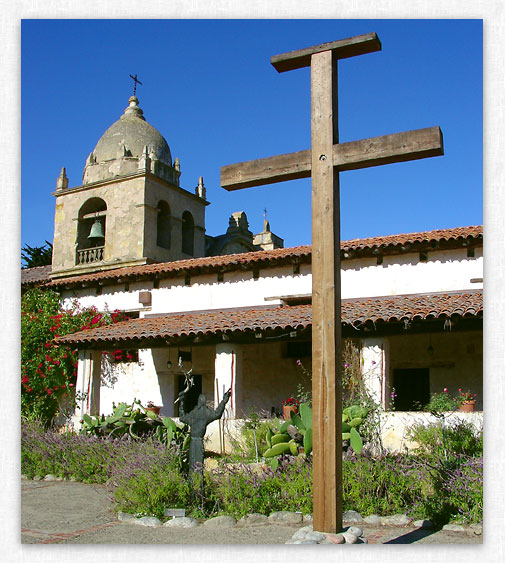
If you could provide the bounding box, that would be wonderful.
[221,126,443,191]
[271,32,382,73]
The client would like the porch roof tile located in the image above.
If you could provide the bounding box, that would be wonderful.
[54,290,482,347]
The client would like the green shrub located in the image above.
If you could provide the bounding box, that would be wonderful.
[110,453,191,519]
[22,419,482,524]
[407,419,483,459]
[207,457,313,518]
[424,391,457,413]
[21,418,175,484]
[420,455,483,525]
[406,419,483,525]
[342,452,427,518]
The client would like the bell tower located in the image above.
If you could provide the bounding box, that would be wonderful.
[50,95,208,279]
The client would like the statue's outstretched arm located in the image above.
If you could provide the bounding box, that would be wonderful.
[208,388,231,422]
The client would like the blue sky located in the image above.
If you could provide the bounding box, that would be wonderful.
[21,19,482,250]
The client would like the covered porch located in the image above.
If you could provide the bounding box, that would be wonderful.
[55,290,482,451]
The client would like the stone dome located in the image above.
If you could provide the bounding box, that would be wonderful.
[83,96,172,183]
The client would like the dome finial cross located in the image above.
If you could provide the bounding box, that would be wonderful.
[129,73,142,96]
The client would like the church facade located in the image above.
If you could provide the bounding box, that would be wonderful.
[22,95,483,452]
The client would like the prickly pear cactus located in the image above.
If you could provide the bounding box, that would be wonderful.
[79,399,189,448]
[261,401,369,460]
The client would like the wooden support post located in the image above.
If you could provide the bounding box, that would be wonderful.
[310,49,342,533]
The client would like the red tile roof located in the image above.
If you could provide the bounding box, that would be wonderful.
[21,265,52,286]
[45,225,482,289]
[340,225,482,254]
[54,290,482,347]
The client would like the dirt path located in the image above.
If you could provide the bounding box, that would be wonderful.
[21,478,482,545]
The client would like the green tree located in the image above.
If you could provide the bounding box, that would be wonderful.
[21,288,128,425]
[21,241,53,268]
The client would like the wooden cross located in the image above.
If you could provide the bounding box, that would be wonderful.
[129,73,142,96]
[220,32,443,533]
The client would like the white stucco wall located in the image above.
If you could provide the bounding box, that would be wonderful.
[96,345,217,418]
[60,247,482,319]
[341,248,482,298]
[60,245,482,433]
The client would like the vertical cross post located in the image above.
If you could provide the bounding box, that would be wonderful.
[310,49,342,532]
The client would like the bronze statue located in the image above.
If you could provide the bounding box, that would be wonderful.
[178,388,231,473]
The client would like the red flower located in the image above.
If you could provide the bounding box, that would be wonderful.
[282,397,300,407]
[22,376,29,384]
[46,389,52,395]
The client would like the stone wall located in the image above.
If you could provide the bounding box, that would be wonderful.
[52,176,147,276]
[52,173,207,277]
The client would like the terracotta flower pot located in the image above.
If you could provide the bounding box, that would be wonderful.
[283,405,299,420]
[146,406,161,416]
[459,400,476,413]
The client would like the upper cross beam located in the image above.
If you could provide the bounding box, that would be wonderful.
[221,127,444,191]
[271,32,382,72]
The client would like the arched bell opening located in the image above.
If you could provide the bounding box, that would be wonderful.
[76,197,107,265]
[156,200,172,249]
[181,210,194,256]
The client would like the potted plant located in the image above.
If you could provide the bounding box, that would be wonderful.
[145,400,161,416]
[282,397,300,420]
[457,389,477,412]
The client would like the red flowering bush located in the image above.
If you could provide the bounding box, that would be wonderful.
[104,349,139,364]
[21,288,129,425]
[282,397,300,407]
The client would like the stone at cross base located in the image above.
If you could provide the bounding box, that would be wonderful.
[178,389,231,474]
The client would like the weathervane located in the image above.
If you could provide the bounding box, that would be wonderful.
[263,207,268,219]
[129,74,142,96]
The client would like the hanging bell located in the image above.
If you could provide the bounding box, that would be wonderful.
[88,219,105,239]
